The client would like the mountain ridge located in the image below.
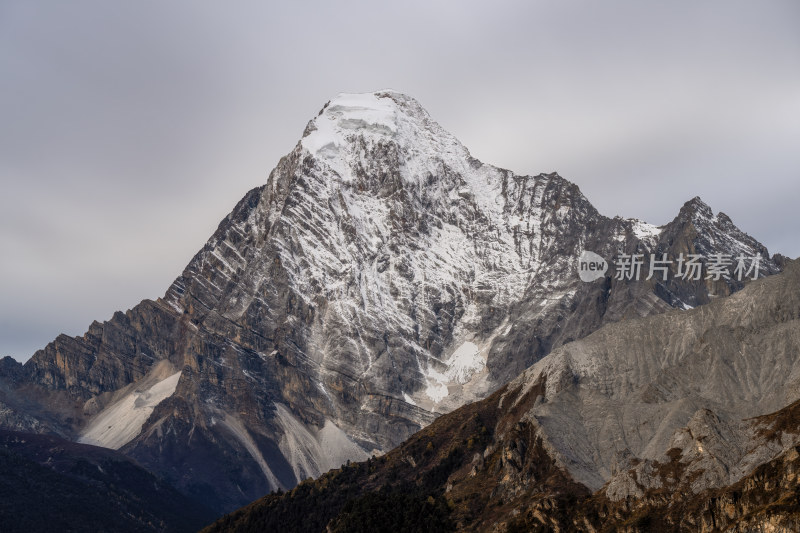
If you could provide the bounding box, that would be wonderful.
[0,90,783,512]
[204,259,800,532]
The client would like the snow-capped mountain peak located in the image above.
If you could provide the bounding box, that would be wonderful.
[302,91,401,155]
[0,91,782,512]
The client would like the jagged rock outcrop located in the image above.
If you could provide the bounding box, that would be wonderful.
[0,91,782,511]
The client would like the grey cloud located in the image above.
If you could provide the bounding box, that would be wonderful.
[1,0,798,360]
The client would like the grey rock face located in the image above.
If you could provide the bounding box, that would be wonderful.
[500,259,800,495]
[0,91,783,511]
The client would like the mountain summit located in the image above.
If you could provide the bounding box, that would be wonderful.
[0,91,782,512]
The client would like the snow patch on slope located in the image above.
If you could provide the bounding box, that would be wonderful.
[423,341,487,403]
[631,219,662,240]
[302,91,398,171]
[79,367,181,450]
[424,370,450,403]
[445,341,484,384]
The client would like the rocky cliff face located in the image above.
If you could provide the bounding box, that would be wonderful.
[204,260,800,532]
[0,91,782,512]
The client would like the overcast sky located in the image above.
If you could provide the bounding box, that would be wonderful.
[1,1,798,362]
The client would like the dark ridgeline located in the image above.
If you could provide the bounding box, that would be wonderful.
[0,430,215,532]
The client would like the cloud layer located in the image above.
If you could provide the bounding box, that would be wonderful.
[1,1,798,360]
